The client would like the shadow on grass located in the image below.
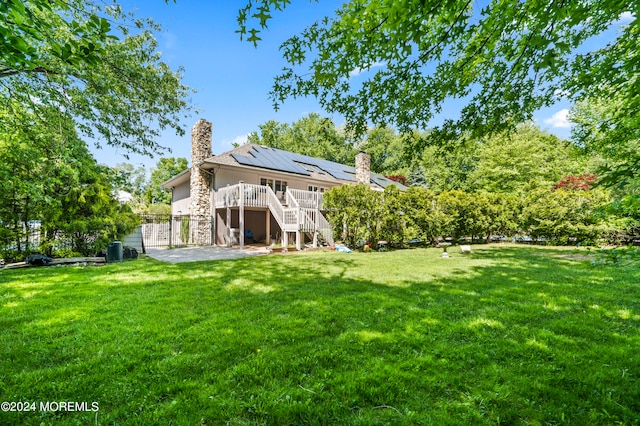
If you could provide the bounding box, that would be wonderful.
[0,246,639,425]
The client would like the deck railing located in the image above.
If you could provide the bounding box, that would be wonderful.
[215,185,240,208]
[215,183,271,208]
[213,184,333,244]
[316,211,334,246]
[288,188,323,209]
[287,188,334,244]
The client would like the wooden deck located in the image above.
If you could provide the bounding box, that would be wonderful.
[214,183,334,249]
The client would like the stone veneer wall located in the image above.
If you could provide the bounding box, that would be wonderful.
[355,151,371,185]
[189,119,213,244]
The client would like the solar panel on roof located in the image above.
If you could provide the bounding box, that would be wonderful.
[231,146,311,175]
[229,144,411,187]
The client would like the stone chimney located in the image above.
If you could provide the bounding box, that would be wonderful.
[189,118,212,221]
[355,151,371,185]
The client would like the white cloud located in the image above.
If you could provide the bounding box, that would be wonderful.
[618,12,635,24]
[217,133,249,154]
[349,62,385,78]
[543,109,571,129]
[232,133,249,145]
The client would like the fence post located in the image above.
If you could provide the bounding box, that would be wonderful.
[169,214,173,249]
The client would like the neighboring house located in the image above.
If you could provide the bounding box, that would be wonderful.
[116,190,133,204]
[161,119,405,250]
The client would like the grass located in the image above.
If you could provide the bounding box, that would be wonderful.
[0,245,639,425]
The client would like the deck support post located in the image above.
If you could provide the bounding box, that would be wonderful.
[239,181,244,250]
[296,230,302,251]
[225,185,231,248]
[265,209,271,245]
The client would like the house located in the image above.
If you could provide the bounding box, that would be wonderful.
[161,119,405,250]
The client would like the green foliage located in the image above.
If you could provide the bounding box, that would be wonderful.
[324,181,612,246]
[393,187,447,244]
[1,247,639,424]
[0,103,139,258]
[108,157,188,214]
[0,0,112,75]
[323,183,384,248]
[1,0,192,156]
[571,94,640,194]
[241,0,636,144]
[357,125,407,174]
[437,190,494,241]
[520,187,611,245]
[148,157,189,205]
[596,245,640,267]
[179,216,190,244]
[469,124,584,193]
[248,113,356,165]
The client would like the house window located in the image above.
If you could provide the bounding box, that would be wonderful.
[261,178,287,192]
[260,178,274,189]
[308,185,326,192]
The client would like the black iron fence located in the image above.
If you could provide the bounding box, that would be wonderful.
[140,214,214,248]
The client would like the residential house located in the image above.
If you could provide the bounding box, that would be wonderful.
[161,119,405,250]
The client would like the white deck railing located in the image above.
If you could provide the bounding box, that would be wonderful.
[287,188,333,244]
[214,184,333,244]
[287,188,323,209]
[215,184,240,208]
[316,211,334,246]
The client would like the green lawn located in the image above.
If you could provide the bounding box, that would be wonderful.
[1,246,639,425]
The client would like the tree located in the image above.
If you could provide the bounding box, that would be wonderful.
[570,95,640,194]
[1,0,192,156]
[356,125,406,174]
[396,187,448,244]
[436,190,491,241]
[239,1,636,146]
[418,139,478,192]
[0,103,138,259]
[248,113,355,165]
[469,124,584,193]
[520,187,611,245]
[323,183,384,249]
[407,163,428,188]
[112,163,148,195]
[147,157,189,205]
[570,94,640,254]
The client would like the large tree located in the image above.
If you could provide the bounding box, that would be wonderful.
[248,113,355,165]
[0,103,138,258]
[570,94,640,193]
[1,0,192,156]
[147,157,189,205]
[239,0,636,145]
[468,123,584,193]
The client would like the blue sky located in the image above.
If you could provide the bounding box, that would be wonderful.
[93,0,616,169]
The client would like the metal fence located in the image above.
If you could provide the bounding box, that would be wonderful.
[140,214,214,248]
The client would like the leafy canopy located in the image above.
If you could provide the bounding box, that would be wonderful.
[1,0,192,156]
[0,102,138,257]
[239,0,636,144]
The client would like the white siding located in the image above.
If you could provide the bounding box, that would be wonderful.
[171,181,191,215]
[213,166,342,192]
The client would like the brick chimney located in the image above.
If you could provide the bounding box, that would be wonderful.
[355,151,371,185]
